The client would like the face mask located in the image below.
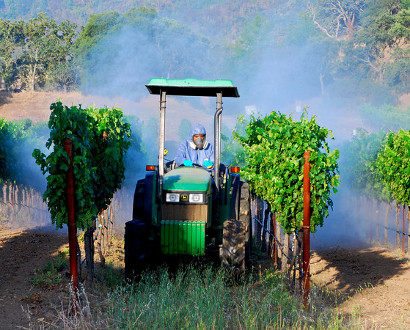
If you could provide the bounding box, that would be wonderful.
[193,137,204,149]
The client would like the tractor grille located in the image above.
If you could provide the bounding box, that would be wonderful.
[162,204,208,222]
[161,220,206,256]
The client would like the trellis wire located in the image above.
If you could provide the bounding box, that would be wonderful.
[0,182,50,225]
[251,196,304,278]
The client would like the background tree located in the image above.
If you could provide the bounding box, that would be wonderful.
[46,19,78,91]
[0,19,25,90]
[306,0,367,39]
[0,13,78,91]
[20,13,59,91]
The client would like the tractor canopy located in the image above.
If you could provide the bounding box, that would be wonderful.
[163,167,211,192]
[146,78,239,97]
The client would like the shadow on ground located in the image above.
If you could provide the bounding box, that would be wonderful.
[0,90,12,107]
[311,246,408,299]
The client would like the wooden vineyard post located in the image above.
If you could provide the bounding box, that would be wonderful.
[282,234,289,272]
[261,202,269,253]
[384,203,391,246]
[375,202,380,244]
[302,150,311,307]
[368,199,373,242]
[407,206,410,256]
[273,213,278,266]
[403,205,406,254]
[254,198,262,249]
[277,218,282,261]
[396,203,400,248]
[109,202,114,239]
[64,139,79,306]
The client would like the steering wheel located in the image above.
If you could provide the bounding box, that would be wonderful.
[180,162,202,168]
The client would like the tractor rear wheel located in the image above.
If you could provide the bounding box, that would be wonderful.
[239,182,251,267]
[220,181,251,273]
[220,219,246,273]
[124,219,149,280]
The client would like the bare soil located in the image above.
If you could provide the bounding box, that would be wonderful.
[311,246,410,329]
[0,227,69,329]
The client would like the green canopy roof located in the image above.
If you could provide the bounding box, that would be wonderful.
[146,78,239,97]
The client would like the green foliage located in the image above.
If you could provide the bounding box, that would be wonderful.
[231,14,270,59]
[375,129,410,205]
[105,266,333,329]
[30,251,68,287]
[0,118,10,179]
[235,111,339,233]
[358,103,410,131]
[340,128,410,206]
[384,47,410,89]
[341,5,410,87]
[99,264,356,328]
[325,78,396,106]
[339,129,391,202]
[221,114,246,167]
[33,101,131,229]
[0,118,47,186]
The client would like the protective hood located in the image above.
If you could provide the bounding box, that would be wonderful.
[189,123,207,138]
[189,123,208,150]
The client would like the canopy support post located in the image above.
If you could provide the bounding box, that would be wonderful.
[159,91,166,199]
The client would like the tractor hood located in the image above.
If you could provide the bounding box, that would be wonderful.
[163,167,211,192]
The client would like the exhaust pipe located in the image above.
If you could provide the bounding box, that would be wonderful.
[214,92,223,192]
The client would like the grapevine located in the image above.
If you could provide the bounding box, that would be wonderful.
[375,129,410,206]
[339,129,391,202]
[235,110,339,234]
[33,101,131,229]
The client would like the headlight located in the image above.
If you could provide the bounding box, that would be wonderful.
[189,193,204,203]
[165,193,180,202]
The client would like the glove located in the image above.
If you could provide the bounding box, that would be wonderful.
[203,160,214,169]
[183,159,193,167]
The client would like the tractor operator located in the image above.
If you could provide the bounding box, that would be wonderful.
[174,123,214,171]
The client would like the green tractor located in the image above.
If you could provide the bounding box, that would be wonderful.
[125,78,251,277]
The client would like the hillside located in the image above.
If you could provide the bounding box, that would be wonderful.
[1,1,408,115]
[0,90,239,143]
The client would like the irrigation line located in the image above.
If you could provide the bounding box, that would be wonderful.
[375,223,410,238]
[253,216,304,275]
[0,201,48,212]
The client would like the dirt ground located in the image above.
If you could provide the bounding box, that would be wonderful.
[311,246,410,329]
[0,227,69,329]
